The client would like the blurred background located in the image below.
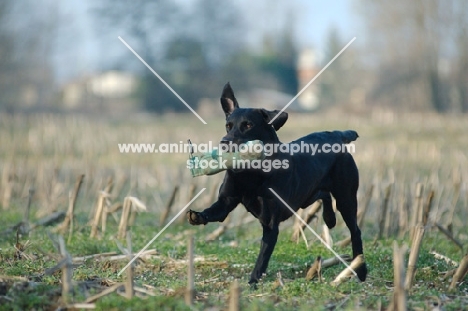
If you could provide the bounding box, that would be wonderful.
[1,4,467,306]
[1,0,467,115]
[0,0,467,237]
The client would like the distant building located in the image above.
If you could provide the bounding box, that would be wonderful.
[62,71,138,113]
[296,48,320,110]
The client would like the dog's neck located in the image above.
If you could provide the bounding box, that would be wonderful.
[264,127,281,144]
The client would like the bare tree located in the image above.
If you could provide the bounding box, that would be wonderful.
[93,0,246,112]
[453,1,468,112]
[359,0,466,112]
[0,0,58,111]
[0,1,17,110]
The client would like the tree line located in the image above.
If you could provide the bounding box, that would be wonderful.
[0,0,467,113]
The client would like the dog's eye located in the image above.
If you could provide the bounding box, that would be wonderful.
[242,122,253,130]
[226,123,232,131]
[240,121,252,130]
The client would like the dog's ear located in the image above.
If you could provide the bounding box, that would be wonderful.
[260,109,288,131]
[220,82,239,118]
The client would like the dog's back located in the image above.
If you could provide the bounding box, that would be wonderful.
[272,130,359,207]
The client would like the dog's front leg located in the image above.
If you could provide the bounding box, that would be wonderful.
[249,224,279,284]
[188,196,239,225]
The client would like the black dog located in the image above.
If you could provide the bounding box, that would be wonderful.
[188,83,367,284]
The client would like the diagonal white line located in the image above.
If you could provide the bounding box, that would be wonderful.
[269,37,356,125]
[118,36,207,125]
[268,188,358,278]
[117,188,206,276]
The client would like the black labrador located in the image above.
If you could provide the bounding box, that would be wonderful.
[188,83,367,284]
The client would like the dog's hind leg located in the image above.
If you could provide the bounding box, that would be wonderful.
[331,155,367,281]
[249,223,279,284]
[335,195,367,281]
[320,192,336,229]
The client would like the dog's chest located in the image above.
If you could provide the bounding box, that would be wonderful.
[241,195,262,218]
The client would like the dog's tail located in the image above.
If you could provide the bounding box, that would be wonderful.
[338,130,359,143]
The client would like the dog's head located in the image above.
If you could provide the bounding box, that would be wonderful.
[220,83,288,145]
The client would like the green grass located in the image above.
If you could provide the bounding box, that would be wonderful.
[0,112,467,309]
[0,208,466,310]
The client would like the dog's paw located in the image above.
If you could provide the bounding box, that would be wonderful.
[187,210,207,225]
[355,262,368,282]
[248,281,258,291]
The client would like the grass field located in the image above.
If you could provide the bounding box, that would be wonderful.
[0,111,467,310]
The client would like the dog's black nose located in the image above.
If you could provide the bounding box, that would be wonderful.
[220,140,231,145]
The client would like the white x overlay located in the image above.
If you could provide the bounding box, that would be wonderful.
[116,34,358,277]
[268,188,358,278]
[118,36,207,124]
[117,188,206,276]
[269,37,356,125]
